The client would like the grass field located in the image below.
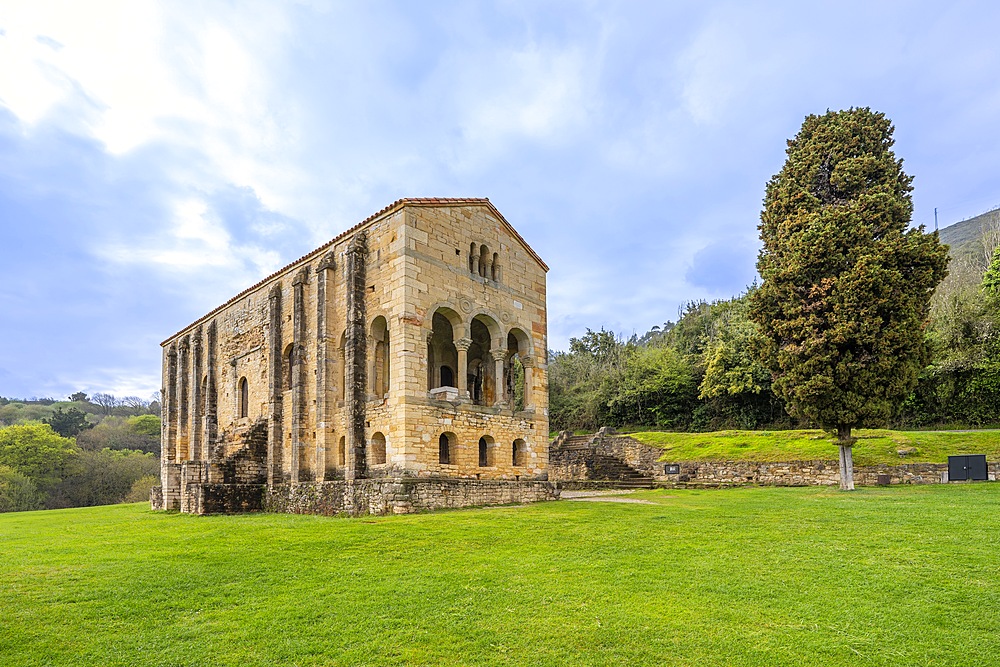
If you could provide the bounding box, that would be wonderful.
[629,428,1000,465]
[2,485,1000,666]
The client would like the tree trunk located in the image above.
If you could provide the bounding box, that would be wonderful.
[836,425,856,491]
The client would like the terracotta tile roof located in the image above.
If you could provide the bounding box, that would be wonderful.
[161,197,547,346]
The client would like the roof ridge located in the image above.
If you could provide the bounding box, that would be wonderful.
[161,197,545,346]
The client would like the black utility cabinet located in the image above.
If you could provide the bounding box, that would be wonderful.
[948,455,988,481]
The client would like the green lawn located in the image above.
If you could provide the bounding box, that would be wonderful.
[630,428,1000,465]
[2,486,999,666]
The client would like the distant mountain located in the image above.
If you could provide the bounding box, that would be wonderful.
[938,207,1000,264]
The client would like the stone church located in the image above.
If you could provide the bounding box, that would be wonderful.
[151,198,556,515]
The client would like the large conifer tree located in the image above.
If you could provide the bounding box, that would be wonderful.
[750,108,948,490]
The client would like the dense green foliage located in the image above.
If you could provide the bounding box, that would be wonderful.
[750,108,948,439]
[0,421,158,512]
[549,295,787,432]
[2,486,999,666]
[550,111,1000,435]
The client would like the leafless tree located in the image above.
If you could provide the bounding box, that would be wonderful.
[90,393,120,415]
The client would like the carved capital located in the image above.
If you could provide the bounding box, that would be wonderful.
[318,251,336,271]
[292,267,310,286]
[520,354,534,368]
[491,348,508,362]
[454,337,473,352]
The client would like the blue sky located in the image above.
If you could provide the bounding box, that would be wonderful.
[2,0,1000,400]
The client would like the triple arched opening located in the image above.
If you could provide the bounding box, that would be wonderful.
[426,307,533,410]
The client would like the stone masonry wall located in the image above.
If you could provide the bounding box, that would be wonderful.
[157,199,551,515]
[549,430,1000,487]
[265,478,558,516]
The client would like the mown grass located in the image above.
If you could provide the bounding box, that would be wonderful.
[630,428,1000,465]
[2,485,1000,666]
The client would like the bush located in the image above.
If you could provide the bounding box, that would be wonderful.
[0,465,42,512]
[48,449,159,509]
[125,475,159,504]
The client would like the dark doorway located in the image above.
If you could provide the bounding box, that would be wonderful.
[949,455,988,481]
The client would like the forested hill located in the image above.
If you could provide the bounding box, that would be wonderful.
[939,206,1000,262]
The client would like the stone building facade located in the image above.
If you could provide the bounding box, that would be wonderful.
[151,198,555,515]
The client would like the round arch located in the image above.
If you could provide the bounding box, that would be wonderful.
[423,304,465,337]
[505,325,533,357]
[469,311,503,343]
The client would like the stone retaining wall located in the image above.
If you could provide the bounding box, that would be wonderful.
[549,430,1000,487]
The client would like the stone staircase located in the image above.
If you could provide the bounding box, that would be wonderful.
[551,432,655,488]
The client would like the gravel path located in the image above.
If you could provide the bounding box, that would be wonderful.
[561,489,662,504]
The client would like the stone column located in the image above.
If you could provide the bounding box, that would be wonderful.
[178,336,190,461]
[191,326,203,461]
[455,337,472,400]
[521,354,535,411]
[345,232,368,481]
[491,347,507,407]
[204,320,218,459]
[290,268,309,483]
[316,252,335,482]
[267,283,284,486]
[164,343,178,464]
[471,253,480,276]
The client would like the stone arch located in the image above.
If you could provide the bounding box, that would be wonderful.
[512,438,527,467]
[370,315,389,397]
[478,244,490,278]
[469,313,502,405]
[506,327,532,411]
[337,330,347,399]
[505,326,533,357]
[238,377,249,419]
[282,343,294,390]
[428,307,460,391]
[370,431,386,465]
[439,432,456,465]
[478,435,495,467]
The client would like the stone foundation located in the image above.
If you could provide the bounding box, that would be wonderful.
[153,478,557,516]
[549,429,1000,488]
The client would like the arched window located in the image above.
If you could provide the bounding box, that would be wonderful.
[238,377,249,418]
[338,331,347,399]
[513,439,527,467]
[439,432,455,465]
[370,432,386,465]
[478,435,494,467]
[428,309,459,391]
[507,329,531,411]
[370,316,389,397]
[282,344,294,390]
[469,242,478,275]
[491,252,500,282]
[479,245,490,278]
[440,365,454,387]
[338,435,346,467]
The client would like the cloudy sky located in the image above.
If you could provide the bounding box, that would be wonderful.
[2,0,999,400]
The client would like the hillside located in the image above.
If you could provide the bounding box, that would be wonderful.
[938,206,1000,264]
[629,428,1000,465]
